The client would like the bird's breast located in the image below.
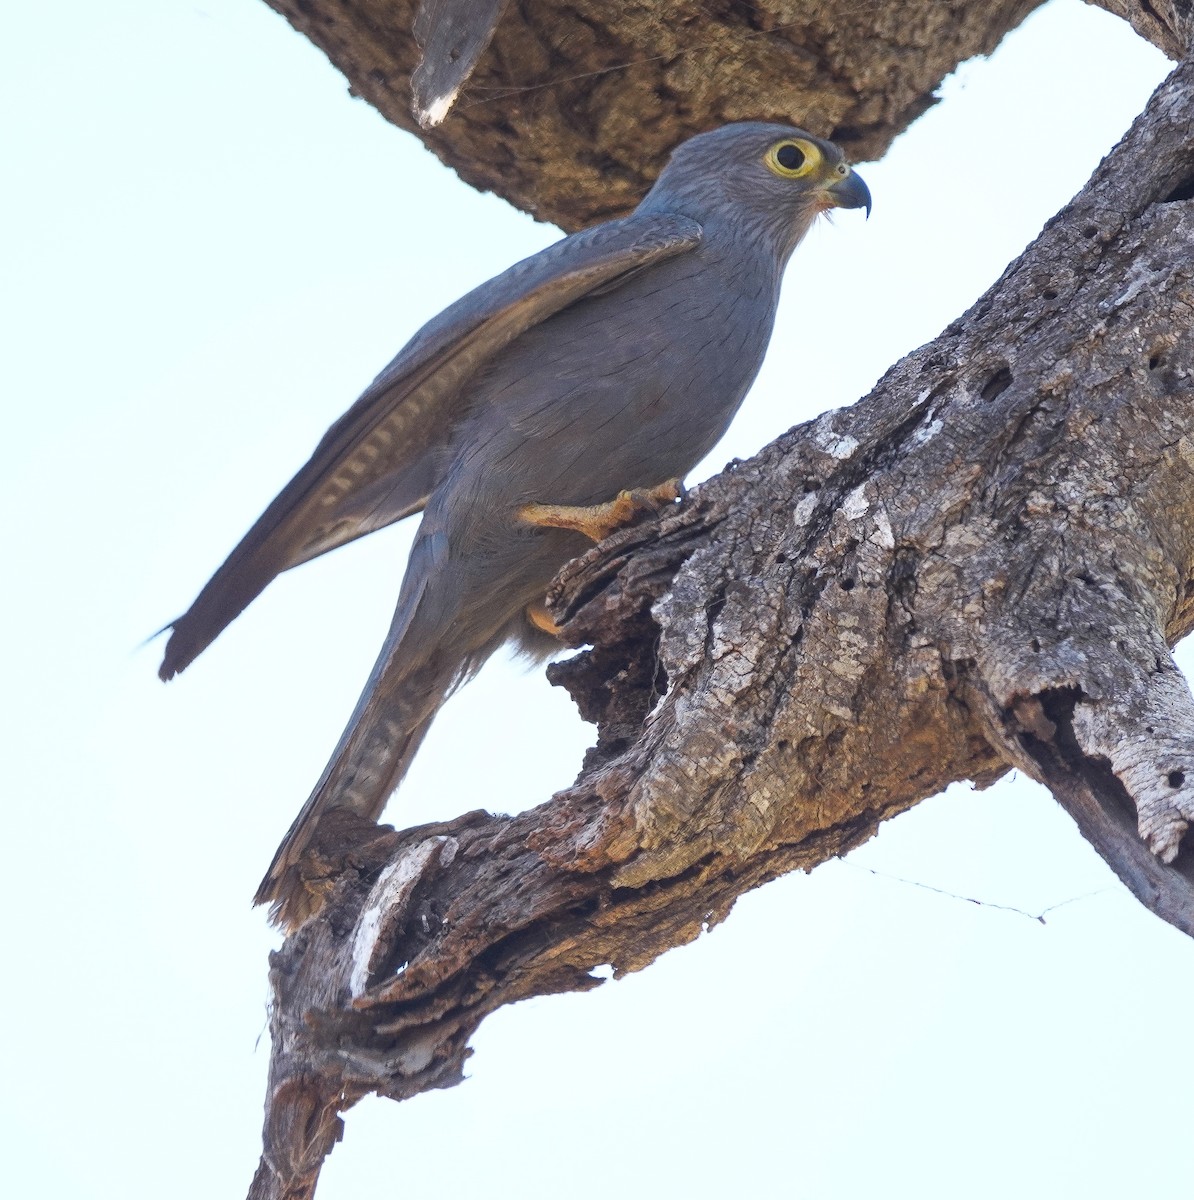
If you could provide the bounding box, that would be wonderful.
[442,241,783,530]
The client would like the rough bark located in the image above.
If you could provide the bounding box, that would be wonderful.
[247,57,1194,1200]
[262,0,1047,229]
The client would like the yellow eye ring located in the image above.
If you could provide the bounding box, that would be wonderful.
[765,138,821,179]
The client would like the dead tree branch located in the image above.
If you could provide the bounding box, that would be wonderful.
[246,56,1194,1200]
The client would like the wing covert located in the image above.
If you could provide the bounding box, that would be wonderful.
[159,211,703,679]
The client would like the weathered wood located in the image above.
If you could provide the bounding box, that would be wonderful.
[262,0,1048,229]
[410,0,509,128]
[247,56,1194,1200]
[1092,0,1193,59]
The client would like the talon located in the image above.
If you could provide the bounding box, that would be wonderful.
[518,477,684,543]
[648,477,685,506]
[526,603,562,637]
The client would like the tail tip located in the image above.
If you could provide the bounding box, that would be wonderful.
[157,619,206,682]
[143,618,185,682]
[254,865,329,934]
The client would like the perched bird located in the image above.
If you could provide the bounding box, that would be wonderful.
[160,123,871,928]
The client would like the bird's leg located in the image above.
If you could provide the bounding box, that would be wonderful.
[518,478,684,543]
[522,479,684,639]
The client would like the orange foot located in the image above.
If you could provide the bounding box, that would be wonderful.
[518,478,684,543]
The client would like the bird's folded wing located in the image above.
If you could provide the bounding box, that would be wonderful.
[159,211,703,679]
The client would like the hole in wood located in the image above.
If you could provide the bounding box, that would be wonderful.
[980,366,1012,401]
[1162,174,1194,203]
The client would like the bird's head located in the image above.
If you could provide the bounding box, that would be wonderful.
[639,122,871,256]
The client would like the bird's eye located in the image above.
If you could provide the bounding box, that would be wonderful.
[765,138,821,179]
[777,144,804,170]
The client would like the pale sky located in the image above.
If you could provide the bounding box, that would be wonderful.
[4,2,1191,1197]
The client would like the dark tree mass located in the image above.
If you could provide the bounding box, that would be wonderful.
[265,0,1049,227]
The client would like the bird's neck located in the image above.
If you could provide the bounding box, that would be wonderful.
[640,189,818,271]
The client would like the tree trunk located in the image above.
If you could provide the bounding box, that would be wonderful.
[247,51,1194,1200]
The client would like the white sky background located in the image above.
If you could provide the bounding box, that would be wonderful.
[3,1,1191,1196]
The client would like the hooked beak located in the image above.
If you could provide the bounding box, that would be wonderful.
[824,168,872,218]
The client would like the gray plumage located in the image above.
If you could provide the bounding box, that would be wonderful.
[159,122,870,928]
